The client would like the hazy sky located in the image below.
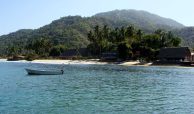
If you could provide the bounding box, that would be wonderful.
[0,0,193,35]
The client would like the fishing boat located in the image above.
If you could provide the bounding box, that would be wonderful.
[25,68,64,75]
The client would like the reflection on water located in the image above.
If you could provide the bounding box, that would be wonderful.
[1,62,194,113]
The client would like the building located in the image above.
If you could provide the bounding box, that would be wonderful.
[158,47,191,62]
[60,48,89,59]
[101,52,118,61]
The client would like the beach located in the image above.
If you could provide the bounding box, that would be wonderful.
[31,60,192,67]
[0,59,152,66]
[1,59,192,68]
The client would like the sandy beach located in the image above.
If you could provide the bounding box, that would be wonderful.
[33,60,153,66]
[32,59,108,65]
[2,59,193,68]
[0,59,153,66]
[119,61,153,66]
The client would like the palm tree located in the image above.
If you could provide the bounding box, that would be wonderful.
[136,29,143,40]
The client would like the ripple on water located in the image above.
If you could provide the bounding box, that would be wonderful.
[1,63,194,113]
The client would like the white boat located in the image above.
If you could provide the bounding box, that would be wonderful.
[25,68,64,75]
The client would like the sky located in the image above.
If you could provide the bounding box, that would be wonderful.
[0,0,194,35]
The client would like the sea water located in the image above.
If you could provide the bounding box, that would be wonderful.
[1,62,194,114]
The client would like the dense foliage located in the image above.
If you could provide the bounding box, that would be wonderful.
[87,25,181,61]
[0,10,186,57]
[174,27,194,47]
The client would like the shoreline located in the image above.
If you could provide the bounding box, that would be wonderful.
[0,59,108,65]
[0,59,149,66]
[0,59,193,68]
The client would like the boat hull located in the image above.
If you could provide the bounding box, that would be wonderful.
[25,68,63,75]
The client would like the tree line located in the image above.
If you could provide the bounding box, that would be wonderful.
[87,25,181,61]
[4,24,181,61]
[6,38,67,60]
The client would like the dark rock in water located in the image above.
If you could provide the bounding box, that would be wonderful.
[7,56,25,61]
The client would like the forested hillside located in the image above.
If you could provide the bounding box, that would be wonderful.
[94,10,184,32]
[174,27,194,47]
[0,9,192,57]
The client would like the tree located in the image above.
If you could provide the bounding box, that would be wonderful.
[117,42,132,60]
[171,37,181,47]
[49,45,66,56]
[87,25,182,61]
[136,29,143,40]
[7,46,19,56]
[26,38,52,56]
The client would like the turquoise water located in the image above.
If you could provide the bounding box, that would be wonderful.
[1,62,194,114]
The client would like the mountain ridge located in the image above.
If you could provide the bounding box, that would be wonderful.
[94,9,185,30]
[1,9,185,36]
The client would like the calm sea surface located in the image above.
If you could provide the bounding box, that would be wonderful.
[1,62,194,114]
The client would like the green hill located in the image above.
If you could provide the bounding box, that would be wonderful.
[0,9,190,56]
[174,27,194,47]
[94,9,184,32]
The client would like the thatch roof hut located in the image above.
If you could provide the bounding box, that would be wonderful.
[158,47,191,61]
[60,48,89,59]
[101,52,118,61]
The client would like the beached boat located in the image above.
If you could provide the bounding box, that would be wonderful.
[25,68,64,75]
